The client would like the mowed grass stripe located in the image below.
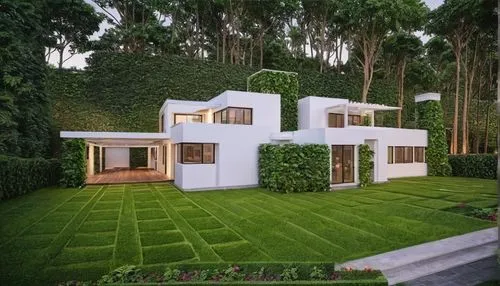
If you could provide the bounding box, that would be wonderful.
[149,184,218,262]
[113,185,141,267]
[0,187,87,246]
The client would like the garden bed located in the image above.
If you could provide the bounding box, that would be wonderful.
[443,203,497,222]
[60,263,387,285]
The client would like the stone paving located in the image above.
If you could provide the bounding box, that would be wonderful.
[405,256,499,286]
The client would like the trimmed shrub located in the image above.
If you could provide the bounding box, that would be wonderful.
[358,144,374,187]
[0,156,60,200]
[259,144,330,193]
[416,100,451,176]
[448,154,497,179]
[60,139,86,187]
[247,70,299,131]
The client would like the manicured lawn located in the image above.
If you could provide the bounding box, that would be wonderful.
[0,177,496,285]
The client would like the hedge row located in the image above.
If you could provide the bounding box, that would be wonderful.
[60,139,86,187]
[259,144,330,193]
[0,156,60,200]
[47,53,397,134]
[448,154,497,179]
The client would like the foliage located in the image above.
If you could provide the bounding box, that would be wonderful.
[60,139,86,187]
[46,54,398,135]
[445,204,497,222]
[309,266,326,280]
[0,0,51,157]
[416,100,451,176]
[44,0,104,69]
[280,267,299,281]
[248,69,299,131]
[448,154,497,179]
[130,148,148,169]
[0,156,60,200]
[98,265,142,284]
[358,144,374,187]
[259,144,330,193]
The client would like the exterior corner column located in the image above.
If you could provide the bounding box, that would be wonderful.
[370,111,375,127]
[99,146,103,172]
[344,104,349,127]
[147,147,152,169]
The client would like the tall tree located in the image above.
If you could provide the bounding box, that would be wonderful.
[427,0,482,154]
[341,0,428,103]
[383,32,422,127]
[45,0,103,69]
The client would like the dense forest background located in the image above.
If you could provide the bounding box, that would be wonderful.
[0,0,497,160]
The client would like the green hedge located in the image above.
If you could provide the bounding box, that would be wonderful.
[358,145,374,187]
[47,53,397,135]
[448,154,497,179]
[248,70,299,131]
[416,100,451,176]
[0,156,60,200]
[60,139,86,187]
[259,144,330,193]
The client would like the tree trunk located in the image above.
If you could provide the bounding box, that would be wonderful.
[58,48,63,69]
[450,49,461,154]
[259,33,264,69]
[396,60,406,128]
[249,39,254,67]
[473,74,482,153]
[222,33,226,64]
[461,48,469,154]
[483,105,490,153]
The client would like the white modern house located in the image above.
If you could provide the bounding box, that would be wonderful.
[61,89,431,191]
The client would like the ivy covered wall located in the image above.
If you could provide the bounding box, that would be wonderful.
[47,53,397,134]
[60,139,86,187]
[248,70,299,131]
[416,100,451,176]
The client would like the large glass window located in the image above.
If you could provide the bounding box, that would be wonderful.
[404,147,414,163]
[415,147,425,163]
[177,143,215,164]
[395,146,405,163]
[388,146,394,164]
[173,114,203,125]
[393,146,416,163]
[213,107,252,125]
[328,113,361,127]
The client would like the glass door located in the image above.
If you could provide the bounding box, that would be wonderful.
[331,145,355,184]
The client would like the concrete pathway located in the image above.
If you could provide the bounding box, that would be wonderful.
[336,227,498,285]
[405,256,499,286]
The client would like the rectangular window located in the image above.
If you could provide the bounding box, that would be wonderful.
[173,113,203,125]
[415,147,425,163]
[404,147,414,163]
[213,107,252,125]
[395,146,405,163]
[177,143,215,164]
[328,113,344,128]
[388,146,394,164]
[348,115,361,126]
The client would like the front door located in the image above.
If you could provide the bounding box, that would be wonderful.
[332,145,354,184]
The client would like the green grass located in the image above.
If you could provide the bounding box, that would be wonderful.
[0,177,496,285]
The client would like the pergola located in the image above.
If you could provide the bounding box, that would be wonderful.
[326,101,400,127]
[60,131,170,183]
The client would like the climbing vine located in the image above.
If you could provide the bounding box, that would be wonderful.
[60,139,86,187]
[416,100,451,176]
[358,144,374,187]
[248,70,299,131]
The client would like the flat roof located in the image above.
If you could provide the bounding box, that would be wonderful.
[60,131,169,147]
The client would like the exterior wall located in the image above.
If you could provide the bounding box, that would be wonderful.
[298,96,349,130]
[387,163,427,178]
[86,143,95,176]
[105,147,130,169]
[162,103,210,135]
[172,123,273,190]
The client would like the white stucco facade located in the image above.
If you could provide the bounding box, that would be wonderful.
[61,88,430,191]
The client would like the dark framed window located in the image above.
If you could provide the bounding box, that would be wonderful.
[348,114,361,126]
[331,145,355,184]
[415,147,425,163]
[388,146,394,164]
[404,147,413,163]
[395,146,405,163]
[213,107,252,125]
[328,113,344,128]
[173,113,203,126]
[177,143,215,164]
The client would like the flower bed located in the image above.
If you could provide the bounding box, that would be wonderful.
[444,203,497,222]
[59,263,387,285]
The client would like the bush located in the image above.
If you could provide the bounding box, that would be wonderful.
[60,139,86,187]
[0,156,60,200]
[259,144,330,193]
[448,154,497,179]
[358,144,374,187]
[248,70,299,131]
